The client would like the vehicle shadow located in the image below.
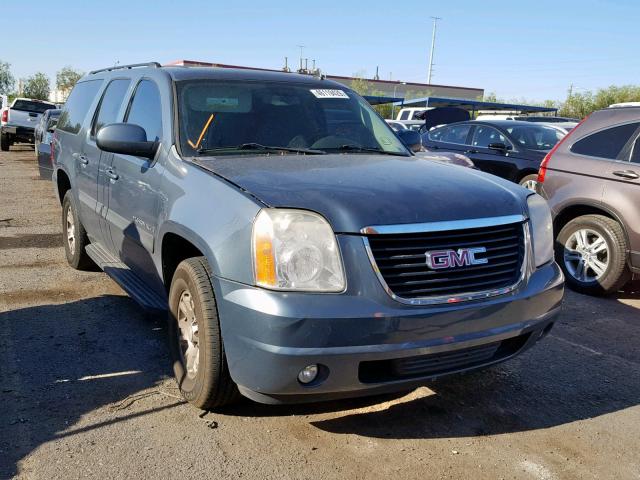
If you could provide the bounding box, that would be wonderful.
[0,296,173,479]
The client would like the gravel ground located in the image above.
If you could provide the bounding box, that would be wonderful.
[1,146,639,480]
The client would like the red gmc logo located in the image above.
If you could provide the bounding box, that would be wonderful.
[425,247,488,270]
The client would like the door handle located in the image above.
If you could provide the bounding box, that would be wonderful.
[73,153,89,165]
[612,170,639,179]
[105,168,119,181]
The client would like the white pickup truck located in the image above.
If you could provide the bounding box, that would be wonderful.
[1,97,57,151]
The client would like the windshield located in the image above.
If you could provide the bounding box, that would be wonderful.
[505,124,564,151]
[12,100,56,114]
[177,80,409,156]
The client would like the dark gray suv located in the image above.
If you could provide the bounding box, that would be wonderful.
[538,106,640,295]
[52,63,563,409]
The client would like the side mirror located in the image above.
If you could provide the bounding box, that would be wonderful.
[96,123,158,159]
[396,129,423,153]
[488,142,511,152]
[47,118,58,133]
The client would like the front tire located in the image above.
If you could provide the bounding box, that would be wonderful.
[168,257,239,409]
[62,191,94,270]
[556,214,630,295]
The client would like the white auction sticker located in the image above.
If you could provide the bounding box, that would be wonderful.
[310,89,349,99]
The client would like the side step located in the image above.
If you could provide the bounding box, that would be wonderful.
[86,243,167,312]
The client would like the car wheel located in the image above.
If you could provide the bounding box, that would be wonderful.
[62,191,94,270]
[556,214,630,295]
[0,134,10,151]
[168,257,239,409]
[519,174,538,191]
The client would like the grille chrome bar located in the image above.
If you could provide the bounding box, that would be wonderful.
[362,217,531,306]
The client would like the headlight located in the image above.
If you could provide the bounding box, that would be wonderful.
[252,209,346,292]
[527,193,554,267]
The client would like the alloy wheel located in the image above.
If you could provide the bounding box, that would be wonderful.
[66,208,76,255]
[563,228,609,283]
[177,290,200,379]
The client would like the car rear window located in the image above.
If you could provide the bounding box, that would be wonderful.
[570,122,640,160]
[57,80,103,135]
[12,100,55,114]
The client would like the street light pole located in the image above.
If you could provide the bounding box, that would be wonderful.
[427,17,441,84]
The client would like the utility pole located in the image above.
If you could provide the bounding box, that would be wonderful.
[427,17,441,84]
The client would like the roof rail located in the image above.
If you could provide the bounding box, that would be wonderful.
[89,62,161,75]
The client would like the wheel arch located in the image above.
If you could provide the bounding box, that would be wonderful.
[554,201,631,259]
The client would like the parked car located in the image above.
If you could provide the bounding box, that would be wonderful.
[1,97,57,151]
[542,122,578,134]
[395,107,429,121]
[476,115,579,123]
[423,120,566,190]
[537,106,640,295]
[385,120,408,131]
[52,63,563,409]
[35,108,61,179]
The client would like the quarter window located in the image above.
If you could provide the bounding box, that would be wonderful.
[125,80,163,142]
[57,80,103,135]
[571,122,640,160]
[439,124,471,145]
[92,79,131,137]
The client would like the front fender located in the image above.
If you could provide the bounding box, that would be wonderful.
[157,152,262,285]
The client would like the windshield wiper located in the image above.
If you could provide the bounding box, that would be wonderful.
[197,143,325,155]
[330,144,409,156]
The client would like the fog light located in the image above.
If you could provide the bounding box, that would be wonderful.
[298,364,319,384]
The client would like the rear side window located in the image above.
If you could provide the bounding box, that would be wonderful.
[571,122,640,160]
[125,80,163,142]
[12,100,55,114]
[92,79,131,136]
[399,111,410,120]
[57,80,103,134]
[439,124,471,145]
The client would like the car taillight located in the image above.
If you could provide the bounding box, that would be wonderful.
[1,109,7,123]
[537,115,589,184]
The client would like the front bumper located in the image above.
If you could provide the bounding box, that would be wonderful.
[1,125,35,143]
[213,235,564,404]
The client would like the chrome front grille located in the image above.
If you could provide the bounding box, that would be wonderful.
[363,216,528,304]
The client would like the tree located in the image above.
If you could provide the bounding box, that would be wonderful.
[56,66,83,100]
[23,73,51,100]
[0,60,15,96]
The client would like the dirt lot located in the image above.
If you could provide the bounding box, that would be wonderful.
[1,146,639,480]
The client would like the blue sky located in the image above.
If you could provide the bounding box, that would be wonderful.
[3,0,639,101]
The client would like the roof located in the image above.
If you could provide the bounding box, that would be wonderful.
[363,95,404,105]
[167,59,484,93]
[163,66,335,85]
[398,96,557,114]
[470,119,558,127]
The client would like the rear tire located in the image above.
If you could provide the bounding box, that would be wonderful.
[519,174,538,191]
[556,214,630,295]
[0,134,10,151]
[62,191,94,270]
[168,257,239,410]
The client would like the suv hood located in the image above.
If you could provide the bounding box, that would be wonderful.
[195,154,529,233]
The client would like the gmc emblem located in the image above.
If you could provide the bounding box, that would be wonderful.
[425,247,488,270]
